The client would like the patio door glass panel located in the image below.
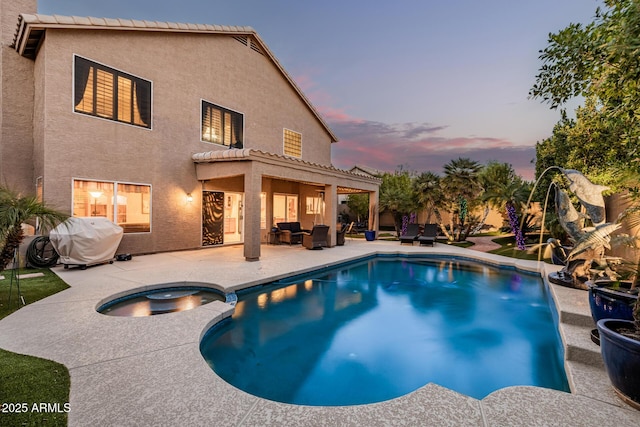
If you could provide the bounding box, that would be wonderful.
[273,194,298,224]
[223,192,243,244]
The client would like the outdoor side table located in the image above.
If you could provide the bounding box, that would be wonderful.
[268,231,281,244]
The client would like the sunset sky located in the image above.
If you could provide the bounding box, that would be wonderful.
[39,0,601,180]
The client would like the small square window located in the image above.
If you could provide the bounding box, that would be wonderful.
[284,129,302,157]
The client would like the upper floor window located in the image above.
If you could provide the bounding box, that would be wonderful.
[283,129,302,157]
[74,56,152,128]
[201,101,243,148]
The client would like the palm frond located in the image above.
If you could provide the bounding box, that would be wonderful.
[610,233,640,250]
[617,204,640,234]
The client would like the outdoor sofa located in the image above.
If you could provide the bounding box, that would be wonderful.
[277,222,310,244]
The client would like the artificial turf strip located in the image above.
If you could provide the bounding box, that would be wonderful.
[487,236,545,261]
[0,348,70,427]
[0,268,69,321]
[0,268,71,426]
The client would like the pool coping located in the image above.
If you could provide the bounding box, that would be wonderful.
[1,240,639,426]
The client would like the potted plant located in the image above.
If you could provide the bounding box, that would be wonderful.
[589,278,638,325]
[588,277,637,345]
[594,175,640,409]
[597,297,640,409]
[364,204,378,241]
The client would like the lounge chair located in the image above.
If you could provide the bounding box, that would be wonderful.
[400,223,420,245]
[417,223,438,246]
[302,225,330,249]
[336,222,354,246]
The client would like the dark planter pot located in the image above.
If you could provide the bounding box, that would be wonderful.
[364,230,376,241]
[597,319,640,410]
[588,281,637,324]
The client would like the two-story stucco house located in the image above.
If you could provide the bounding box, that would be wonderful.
[0,0,380,261]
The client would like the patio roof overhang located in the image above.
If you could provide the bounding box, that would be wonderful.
[192,148,381,193]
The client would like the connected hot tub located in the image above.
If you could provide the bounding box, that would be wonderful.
[97,283,227,317]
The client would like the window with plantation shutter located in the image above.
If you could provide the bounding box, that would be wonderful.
[74,56,152,129]
[201,100,243,148]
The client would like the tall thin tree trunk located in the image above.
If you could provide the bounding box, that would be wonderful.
[434,208,452,241]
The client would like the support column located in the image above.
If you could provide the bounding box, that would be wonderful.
[324,184,337,246]
[369,190,379,237]
[243,166,262,261]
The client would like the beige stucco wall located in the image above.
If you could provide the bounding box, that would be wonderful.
[32,28,336,254]
[0,0,36,194]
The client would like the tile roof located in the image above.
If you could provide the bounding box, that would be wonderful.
[13,14,255,51]
[350,165,383,177]
[192,149,382,183]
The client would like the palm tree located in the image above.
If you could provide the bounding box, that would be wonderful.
[483,180,531,250]
[442,157,483,199]
[441,158,483,241]
[481,162,531,249]
[413,171,442,223]
[0,186,68,272]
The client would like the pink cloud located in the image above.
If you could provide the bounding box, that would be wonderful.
[292,72,536,180]
[328,117,536,180]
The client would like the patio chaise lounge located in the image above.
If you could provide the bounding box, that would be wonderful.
[302,225,330,249]
[400,223,421,245]
[417,223,438,246]
[336,222,354,246]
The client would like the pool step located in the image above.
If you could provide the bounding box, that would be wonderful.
[552,283,594,328]
[554,285,602,367]
[551,282,602,366]
[564,360,625,407]
[560,322,603,367]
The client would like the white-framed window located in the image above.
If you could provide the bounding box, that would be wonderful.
[74,56,152,128]
[283,128,302,157]
[306,196,324,214]
[201,100,244,148]
[273,193,298,224]
[73,179,151,233]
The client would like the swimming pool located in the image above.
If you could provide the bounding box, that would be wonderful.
[200,256,569,405]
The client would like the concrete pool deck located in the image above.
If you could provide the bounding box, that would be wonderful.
[1,240,639,426]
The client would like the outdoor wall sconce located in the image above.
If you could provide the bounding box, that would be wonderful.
[186,193,193,203]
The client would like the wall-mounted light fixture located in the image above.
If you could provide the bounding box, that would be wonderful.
[186,193,193,203]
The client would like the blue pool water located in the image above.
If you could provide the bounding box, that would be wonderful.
[200,256,569,405]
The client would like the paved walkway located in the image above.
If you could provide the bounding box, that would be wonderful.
[1,240,639,426]
[466,234,504,252]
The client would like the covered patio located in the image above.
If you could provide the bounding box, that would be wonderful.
[192,148,381,260]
